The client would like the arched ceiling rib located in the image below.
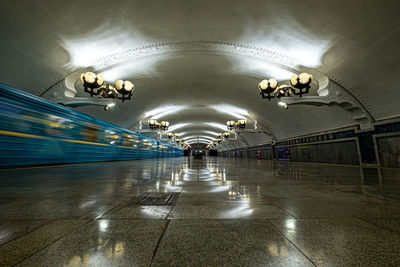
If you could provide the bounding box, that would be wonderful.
[0,0,399,148]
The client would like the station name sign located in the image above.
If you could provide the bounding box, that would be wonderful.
[278,133,335,146]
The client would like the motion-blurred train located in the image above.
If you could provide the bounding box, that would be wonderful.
[0,83,183,168]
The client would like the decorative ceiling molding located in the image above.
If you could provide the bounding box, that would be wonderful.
[41,40,374,132]
[88,40,371,115]
[42,41,371,112]
[281,76,373,129]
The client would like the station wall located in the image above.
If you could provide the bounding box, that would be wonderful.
[218,119,400,168]
[376,134,400,168]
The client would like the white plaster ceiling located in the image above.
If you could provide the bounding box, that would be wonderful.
[0,0,399,149]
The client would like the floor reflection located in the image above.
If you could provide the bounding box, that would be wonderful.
[0,157,400,266]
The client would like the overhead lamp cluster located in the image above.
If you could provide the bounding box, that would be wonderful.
[148,120,170,131]
[217,132,230,139]
[80,72,134,102]
[207,138,221,149]
[226,119,247,130]
[258,72,313,107]
[206,126,240,149]
[166,132,191,149]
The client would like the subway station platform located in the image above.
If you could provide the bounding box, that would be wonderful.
[0,157,400,266]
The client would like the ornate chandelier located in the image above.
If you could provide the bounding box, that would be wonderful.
[148,120,169,131]
[258,72,313,102]
[80,72,134,102]
[226,119,247,130]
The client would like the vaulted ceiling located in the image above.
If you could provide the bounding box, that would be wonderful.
[1,0,399,149]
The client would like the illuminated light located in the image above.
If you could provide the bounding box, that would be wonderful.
[208,104,249,119]
[167,123,192,132]
[203,122,228,131]
[115,80,134,92]
[299,72,313,85]
[179,131,219,139]
[175,132,187,136]
[285,219,296,233]
[268,244,279,257]
[60,25,152,68]
[228,190,238,196]
[79,200,96,209]
[186,139,213,144]
[208,185,230,193]
[144,105,189,119]
[220,203,254,218]
[99,221,109,232]
[114,242,125,258]
[107,103,115,108]
[202,131,220,136]
[239,21,333,68]
[278,101,288,109]
[181,135,215,141]
[186,139,214,143]
[230,56,296,80]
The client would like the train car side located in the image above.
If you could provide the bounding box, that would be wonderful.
[0,84,183,168]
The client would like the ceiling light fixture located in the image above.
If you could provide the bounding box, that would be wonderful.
[81,72,134,102]
[259,72,313,102]
[148,120,169,131]
[226,119,247,130]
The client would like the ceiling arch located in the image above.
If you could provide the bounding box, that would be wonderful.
[0,0,399,149]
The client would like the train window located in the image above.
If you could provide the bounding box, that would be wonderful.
[152,142,158,150]
[142,139,153,150]
[82,127,99,142]
[123,134,140,147]
[104,129,120,144]
[0,102,48,136]
[44,114,72,138]
[80,123,101,142]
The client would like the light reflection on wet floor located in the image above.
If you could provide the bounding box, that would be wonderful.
[0,157,400,266]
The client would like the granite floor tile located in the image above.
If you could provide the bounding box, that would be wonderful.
[107,205,172,219]
[359,218,400,235]
[0,219,90,266]
[175,193,252,204]
[0,198,125,219]
[269,218,400,266]
[151,219,314,266]
[19,220,166,267]
[271,198,400,219]
[169,202,294,219]
[0,220,50,246]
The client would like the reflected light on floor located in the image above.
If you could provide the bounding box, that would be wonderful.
[268,243,288,257]
[99,221,109,232]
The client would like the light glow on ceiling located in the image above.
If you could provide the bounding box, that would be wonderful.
[186,139,213,144]
[240,16,333,68]
[60,23,150,68]
[209,104,249,119]
[182,135,215,141]
[202,131,220,136]
[203,122,228,131]
[166,123,192,132]
[231,59,295,81]
[144,105,188,120]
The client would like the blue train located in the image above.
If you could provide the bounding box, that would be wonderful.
[0,83,183,168]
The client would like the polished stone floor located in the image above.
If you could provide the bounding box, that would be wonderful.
[0,157,400,266]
